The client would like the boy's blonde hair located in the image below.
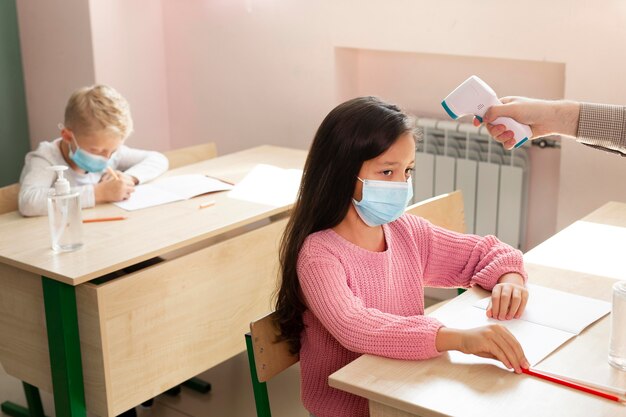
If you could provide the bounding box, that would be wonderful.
[64,85,133,139]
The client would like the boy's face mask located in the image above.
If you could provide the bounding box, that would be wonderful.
[68,135,112,173]
[352,176,413,227]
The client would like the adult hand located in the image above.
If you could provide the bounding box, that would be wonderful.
[473,97,580,150]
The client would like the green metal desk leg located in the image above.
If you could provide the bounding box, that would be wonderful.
[42,277,86,417]
[1,380,48,417]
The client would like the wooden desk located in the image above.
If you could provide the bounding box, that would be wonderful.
[0,145,306,417]
[329,202,626,417]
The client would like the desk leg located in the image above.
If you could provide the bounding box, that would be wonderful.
[42,277,86,417]
[0,382,47,417]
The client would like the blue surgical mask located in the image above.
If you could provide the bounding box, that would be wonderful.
[68,136,111,173]
[352,177,413,226]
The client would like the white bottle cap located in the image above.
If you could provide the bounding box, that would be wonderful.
[48,166,70,195]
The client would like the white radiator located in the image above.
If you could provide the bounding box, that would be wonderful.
[413,118,528,251]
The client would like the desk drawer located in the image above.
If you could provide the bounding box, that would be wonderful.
[76,217,287,417]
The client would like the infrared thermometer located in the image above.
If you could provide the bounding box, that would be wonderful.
[441,75,532,148]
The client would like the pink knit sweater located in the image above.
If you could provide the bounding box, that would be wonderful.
[297,214,526,417]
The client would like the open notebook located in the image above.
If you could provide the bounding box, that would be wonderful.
[431,283,611,368]
[114,174,233,211]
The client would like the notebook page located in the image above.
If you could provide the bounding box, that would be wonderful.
[432,300,575,367]
[473,283,611,334]
[114,174,232,211]
[113,184,183,211]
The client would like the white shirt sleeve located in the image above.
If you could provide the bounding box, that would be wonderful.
[113,145,169,184]
[18,152,95,217]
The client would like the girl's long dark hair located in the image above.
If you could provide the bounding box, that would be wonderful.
[275,96,416,353]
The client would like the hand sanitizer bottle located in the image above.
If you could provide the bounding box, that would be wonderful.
[47,166,83,252]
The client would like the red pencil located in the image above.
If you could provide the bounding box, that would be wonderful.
[83,216,127,223]
[522,368,625,403]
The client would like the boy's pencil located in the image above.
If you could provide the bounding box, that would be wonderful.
[83,216,127,223]
[198,200,216,209]
[522,368,625,403]
[205,174,235,186]
[107,166,120,180]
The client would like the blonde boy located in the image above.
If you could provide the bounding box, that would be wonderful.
[19,85,168,216]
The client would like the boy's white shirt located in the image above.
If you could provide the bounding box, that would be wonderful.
[18,138,169,216]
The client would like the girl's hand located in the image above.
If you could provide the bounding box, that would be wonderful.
[487,273,528,320]
[436,326,529,373]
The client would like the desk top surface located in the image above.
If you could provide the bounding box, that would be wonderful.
[0,145,307,285]
[329,201,626,417]
[524,201,626,280]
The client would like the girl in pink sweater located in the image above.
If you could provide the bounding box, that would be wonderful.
[275,97,530,417]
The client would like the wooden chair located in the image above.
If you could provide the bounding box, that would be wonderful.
[163,142,218,169]
[244,191,466,416]
[405,190,465,234]
[245,312,298,417]
[0,183,19,214]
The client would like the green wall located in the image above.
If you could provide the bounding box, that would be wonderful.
[0,0,30,187]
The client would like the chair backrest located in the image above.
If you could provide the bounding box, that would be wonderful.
[406,190,465,233]
[248,311,298,383]
[0,183,20,214]
[164,142,218,169]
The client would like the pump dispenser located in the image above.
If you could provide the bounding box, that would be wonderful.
[47,166,83,252]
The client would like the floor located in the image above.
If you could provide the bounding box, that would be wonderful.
[1,352,308,417]
[1,297,440,417]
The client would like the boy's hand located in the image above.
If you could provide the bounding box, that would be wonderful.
[487,273,528,320]
[94,177,135,203]
[100,169,137,186]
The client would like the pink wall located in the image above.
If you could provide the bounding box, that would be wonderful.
[160,1,335,155]
[88,0,171,152]
[16,0,96,148]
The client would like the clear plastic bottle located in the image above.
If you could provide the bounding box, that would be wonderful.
[47,166,83,252]
[608,280,626,370]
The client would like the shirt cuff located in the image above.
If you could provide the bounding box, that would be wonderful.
[80,184,96,208]
[576,102,626,155]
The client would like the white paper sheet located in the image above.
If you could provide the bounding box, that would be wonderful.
[114,174,233,211]
[227,164,302,207]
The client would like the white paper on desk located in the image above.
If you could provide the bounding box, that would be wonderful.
[433,303,576,367]
[228,164,302,207]
[473,284,611,334]
[114,174,233,211]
